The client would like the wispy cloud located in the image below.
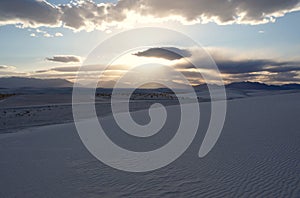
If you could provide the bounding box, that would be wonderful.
[37,64,129,73]
[0,65,27,77]
[46,55,81,63]
[0,65,16,70]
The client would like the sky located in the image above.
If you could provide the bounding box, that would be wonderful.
[0,0,300,87]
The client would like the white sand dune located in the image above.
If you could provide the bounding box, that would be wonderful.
[0,93,300,197]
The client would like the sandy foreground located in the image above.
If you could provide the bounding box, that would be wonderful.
[0,93,299,197]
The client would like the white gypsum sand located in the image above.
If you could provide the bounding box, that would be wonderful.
[0,93,299,197]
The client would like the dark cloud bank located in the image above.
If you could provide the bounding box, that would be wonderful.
[0,0,300,30]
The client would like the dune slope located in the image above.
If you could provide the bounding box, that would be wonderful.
[0,93,299,197]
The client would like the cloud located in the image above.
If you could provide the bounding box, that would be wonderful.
[134,47,192,60]
[0,0,61,28]
[173,47,300,75]
[37,64,129,73]
[0,0,300,31]
[215,59,277,74]
[215,60,300,74]
[135,0,300,25]
[35,66,80,73]
[268,71,300,83]
[30,30,63,38]
[35,47,300,85]
[0,65,31,78]
[0,65,16,70]
[55,32,63,37]
[0,65,27,77]
[171,46,300,84]
[50,66,80,72]
[43,33,53,38]
[46,55,81,63]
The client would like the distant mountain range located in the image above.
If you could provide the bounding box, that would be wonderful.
[194,81,300,91]
[226,82,300,90]
[0,77,73,88]
[0,77,299,91]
